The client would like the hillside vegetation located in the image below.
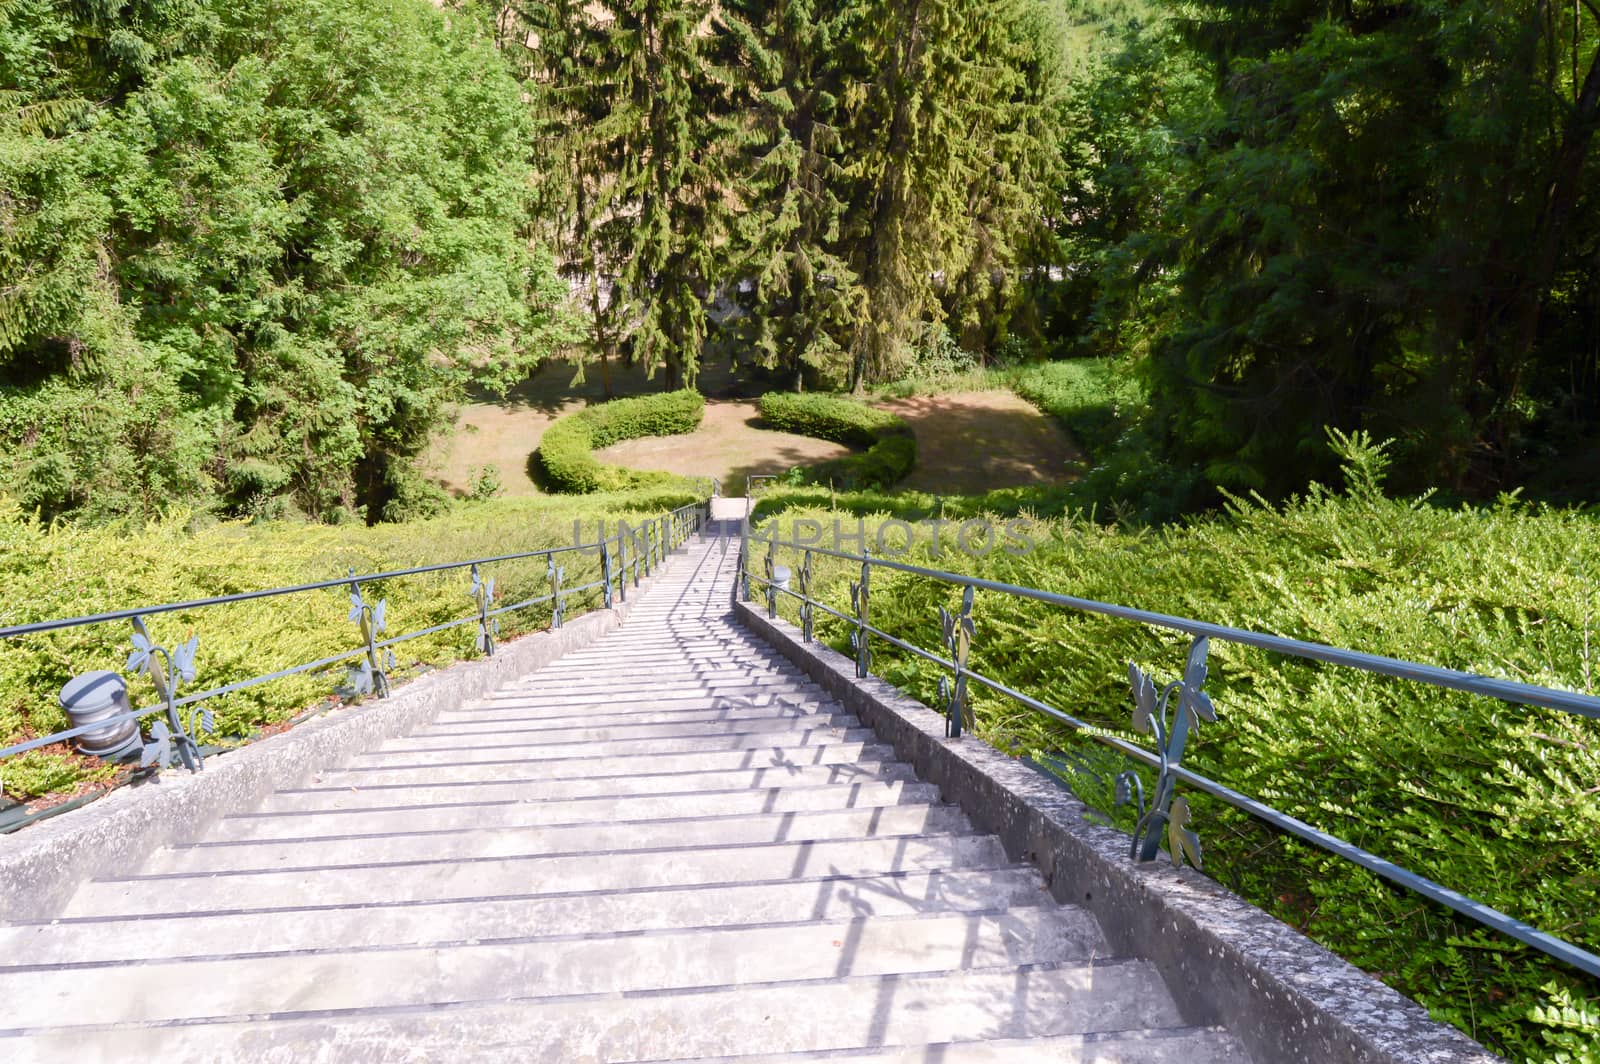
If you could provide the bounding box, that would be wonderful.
[0,488,697,801]
[749,442,1600,1060]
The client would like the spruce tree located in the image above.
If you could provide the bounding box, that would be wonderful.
[711,0,863,390]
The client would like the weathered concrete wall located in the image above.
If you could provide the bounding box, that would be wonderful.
[0,553,685,923]
[736,602,1501,1064]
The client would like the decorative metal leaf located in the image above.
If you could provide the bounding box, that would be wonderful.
[1128,663,1157,734]
[132,616,151,646]
[126,646,149,673]
[938,605,955,647]
[475,632,487,653]
[385,650,396,671]
[485,577,495,600]
[141,720,172,769]
[1114,774,1130,806]
[1180,637,1217,725]
[1167,796,1203,870]
[195,708,215,735]
[173,635,199,684]
[373,599,387,635]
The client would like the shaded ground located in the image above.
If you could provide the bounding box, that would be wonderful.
[594,400,855,493]
[878,390,1084,494]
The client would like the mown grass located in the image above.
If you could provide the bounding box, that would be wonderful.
[0,488,700,800]
[746,450,1600,1060]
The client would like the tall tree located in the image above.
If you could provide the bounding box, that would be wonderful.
[710,0,863,390]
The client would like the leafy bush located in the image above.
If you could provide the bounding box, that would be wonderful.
[0,488,700,801]
[758,392,916,489]
[748,466,1600,1059]
[906,323,981,381]
[536,390,706,493]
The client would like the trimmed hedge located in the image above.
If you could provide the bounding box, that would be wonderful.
[537,390,706,493]
[758,393,915,490]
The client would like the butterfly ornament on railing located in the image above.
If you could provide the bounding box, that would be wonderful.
[346,572,393,698]
[1117,635,1217,870]
[127,616,211,772]
[470,564,499,656]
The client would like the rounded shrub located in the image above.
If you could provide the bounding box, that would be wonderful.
[757,393,914,489]
[537,390,706,494]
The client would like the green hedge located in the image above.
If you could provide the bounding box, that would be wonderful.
[0,488,701,801]
[748,462,1600,1059]
[758,393,915,490]
[537,390,705,493]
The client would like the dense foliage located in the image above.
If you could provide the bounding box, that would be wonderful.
[0,487,699,800]
[1057,0,1600,506]
[749,447,1600,1060]
[0,0,567,523]
[536,390,706,493]
[757,392,914,488]
[490,0,1069,393]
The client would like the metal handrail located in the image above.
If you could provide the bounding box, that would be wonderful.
[1,499,709,774]
[740,526,1600,979]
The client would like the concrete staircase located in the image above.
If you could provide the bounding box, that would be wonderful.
[0,525,1252,1062]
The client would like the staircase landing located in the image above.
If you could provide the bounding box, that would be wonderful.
[0,530,1251,1062]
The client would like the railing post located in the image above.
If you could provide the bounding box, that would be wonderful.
[738,517,752,602]
[600,539,614,609]
[849,556,871,679]
[938,587,976,739]
[547,555,565,628]
[798,549,814,642]
[469,563,497,657]
[127,615,209,772]
[1124,636,1215,869]
[346,570,392,699]
[764,535,778,618]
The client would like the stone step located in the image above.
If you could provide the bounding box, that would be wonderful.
[648,1030,1249,1064]
[263,760,918,806]
[373,711,862,749]
[305,739,896,787]
[0,960,1184,1063]
[457,687,827,715]
[62,833,1014,917]
[346,725,878,765]
[510,662,809,685]
[218,779,943,839]
[311,740,895,788]
[1,866,1050,965]
[0,909,1107,1030]
[428,698,841,729]
[477,676,822,705]
[147,805,975,875]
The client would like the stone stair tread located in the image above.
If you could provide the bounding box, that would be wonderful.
[61,833,1015,917]
[0,960,1184,1063]
[146,805,975,874]
[341,726,880,764]
[433,698,841,728]
[650,1029,1251,1064]
[370,712,862,748]
[0,909,1112,1030]
[272,756,916,795]
[216,779,944,837]
[0,867,1053,964]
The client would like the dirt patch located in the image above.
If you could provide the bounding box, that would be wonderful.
[594,400,855,491]
[879,390,1083,494]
